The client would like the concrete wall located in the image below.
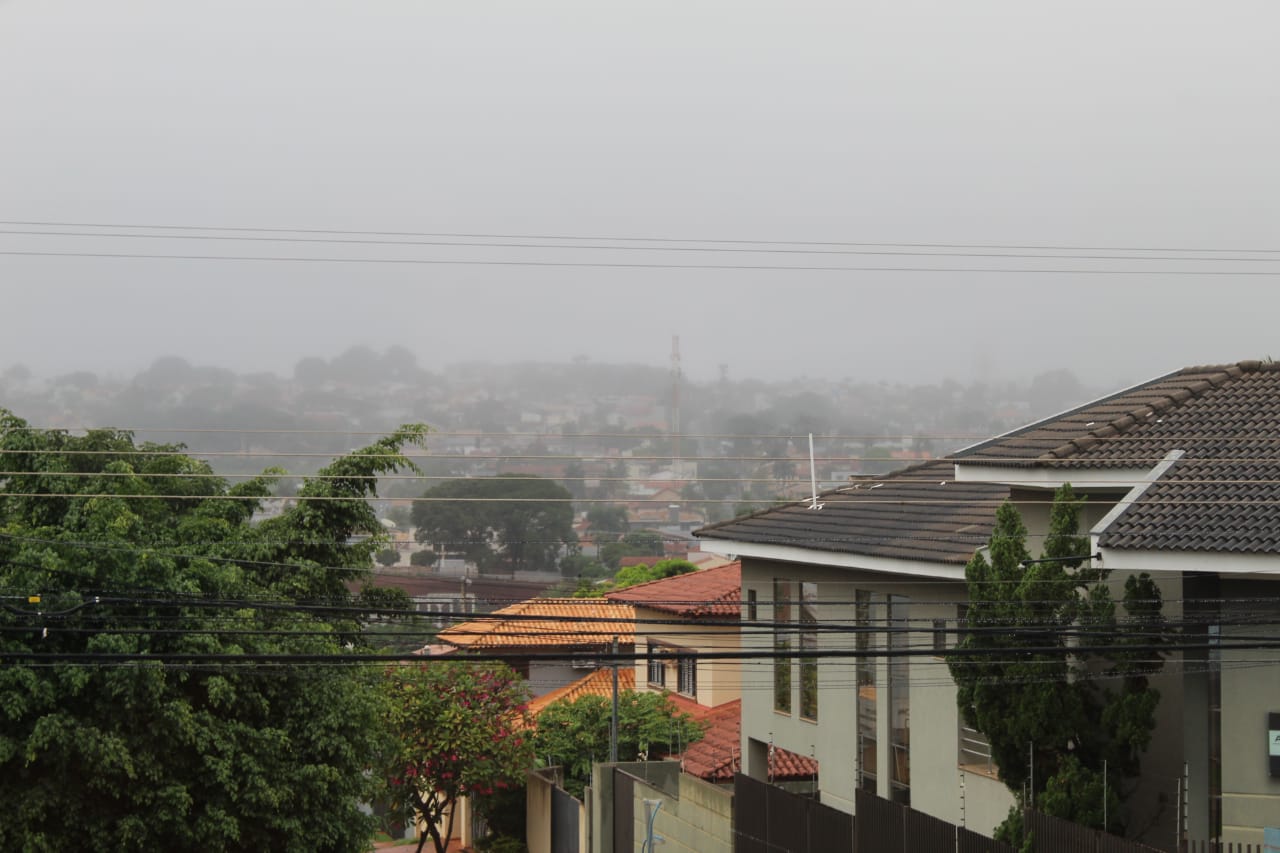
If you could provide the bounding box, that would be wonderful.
[531,661,583,697]
[527,768,557,853]
[589,760,679,853]
[633,605,741,707]
[629,773,733,853]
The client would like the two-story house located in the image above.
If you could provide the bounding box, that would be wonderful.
[433,598,634,697]
[697,360,1280,847]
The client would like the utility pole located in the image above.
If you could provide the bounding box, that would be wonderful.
[610,636,620,763]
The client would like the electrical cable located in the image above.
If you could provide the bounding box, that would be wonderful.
[5,248,1280,276]
[7,227,1280,264]
[4,218,1279,255]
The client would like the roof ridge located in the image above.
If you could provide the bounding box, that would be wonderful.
[1039,366,1240,460]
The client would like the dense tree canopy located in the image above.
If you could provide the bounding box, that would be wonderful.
[948,486,1165,840]
[0,410,428,852]
[411,475,576,573]
[533,690,704,798]
[574,558,698,598]
[584,504,629,542]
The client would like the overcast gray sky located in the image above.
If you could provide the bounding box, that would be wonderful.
[2,0,1278,387]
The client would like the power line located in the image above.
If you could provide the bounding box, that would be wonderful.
[11,470,1280,488]
[4,219,1279,255]
[5,249,1280,276]
[4,635,1277,665]
[6,227,1280,264]
[16,425,1280,443]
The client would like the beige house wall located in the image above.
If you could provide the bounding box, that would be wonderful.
[739,558,1021,832]
[633,604,741,708]
[738,538,1184,844]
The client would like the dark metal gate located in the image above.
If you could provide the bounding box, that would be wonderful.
[551,786,581,853]
[613,769,635,852]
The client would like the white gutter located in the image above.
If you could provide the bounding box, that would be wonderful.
[696,539,965,580]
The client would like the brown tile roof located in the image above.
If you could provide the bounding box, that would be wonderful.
[524,667,636,718]
[605,562,742,618]
[436,598,635,652]
[696,460,1008,565]
[678,700,818,782]
[952,360,1280,553]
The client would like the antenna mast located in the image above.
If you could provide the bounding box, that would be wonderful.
[670,334,681,471]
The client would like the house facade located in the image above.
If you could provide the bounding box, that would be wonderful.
[606,561,744,710]
[698,361,1280,847]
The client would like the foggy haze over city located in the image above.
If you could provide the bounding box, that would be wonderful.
[3,1,1279,386]
[8,5,1280,850]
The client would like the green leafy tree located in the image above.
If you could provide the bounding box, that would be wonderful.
[559,553,609,580]
[376,547,401,567]
[412,475,576,573]
[571,559,698,598]
[409,549,440,568]
[532,690,705,798]
[612,558,697,591]
[562,460,587,500]
[948,485,1165,840]
[380,662,534,853]
[0,409,429,852]
[599,529,664,570]
[585,504,629,542]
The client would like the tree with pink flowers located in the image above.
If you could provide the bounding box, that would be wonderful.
[381,661,535,853]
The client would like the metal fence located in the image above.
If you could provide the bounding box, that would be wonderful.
[854,788,1015,853]
[1024,810,1170,853]
[551,785,581,853]
[728,779,1193,853]
[733,773,853,853]
[613,768,635,853]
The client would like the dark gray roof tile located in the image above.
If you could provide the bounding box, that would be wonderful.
[696,461,1007,564]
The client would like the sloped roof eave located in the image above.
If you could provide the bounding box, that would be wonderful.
[700,539,967,580]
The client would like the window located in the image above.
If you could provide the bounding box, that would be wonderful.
[855,590,878,791]
[932,619,948,655]
[773,579,792,714]
[888,595,910,805]
[677,655,697,697]
[799,582,818,721]
[746,588,758,622]
[647,641,666,687]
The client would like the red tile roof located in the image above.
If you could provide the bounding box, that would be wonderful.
[605,562,742,618]
[436,598,634,651]
[525,667,637,718]
[678,700,818,782]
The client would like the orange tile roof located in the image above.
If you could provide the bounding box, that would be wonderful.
[678,700,818,783]
[525,667,637,718]
[436,598,635,652]
[606,562,741,618]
